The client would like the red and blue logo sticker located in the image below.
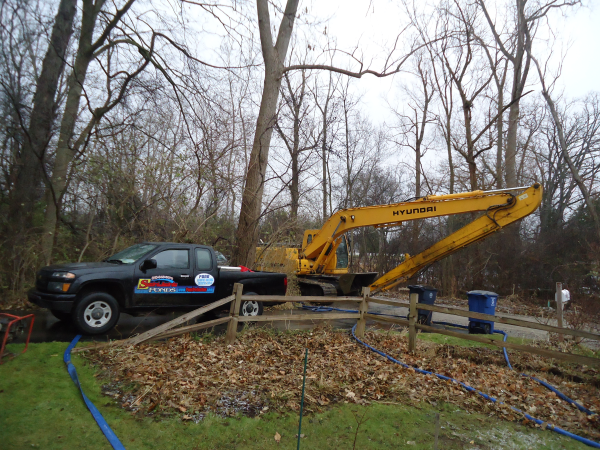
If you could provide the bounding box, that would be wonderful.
[135,275,215,294]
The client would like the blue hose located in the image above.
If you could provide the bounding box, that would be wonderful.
[304,306,596,415]
[493,330,596,416]
[350,324,600,448]
[64,335,126,450]
[302,303,599,445]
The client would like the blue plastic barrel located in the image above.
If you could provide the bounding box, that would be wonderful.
[408,285,438,326]
[467,290,498,334]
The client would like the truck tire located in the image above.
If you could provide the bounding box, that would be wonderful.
[240,292,263,317]
[72,292,120,335]
[50,310,72,323]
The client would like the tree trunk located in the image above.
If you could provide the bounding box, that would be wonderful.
[496,88,504,189]
[40,0,99,263]
[412,116,421,254]
[232,0,299,267]
[321,99,329,223]
[377,229,386,276]
[290,154,299,219]
[504,102,519,187]
[8,0,77,236]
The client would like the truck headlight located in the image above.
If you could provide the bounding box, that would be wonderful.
[48,282,72,293]
[52,272,76,279]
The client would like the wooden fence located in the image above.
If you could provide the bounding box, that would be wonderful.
[74,283,600,368]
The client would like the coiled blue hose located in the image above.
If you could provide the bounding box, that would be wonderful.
[301,304,600,447]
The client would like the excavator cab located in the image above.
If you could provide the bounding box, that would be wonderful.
[301,230,349,274]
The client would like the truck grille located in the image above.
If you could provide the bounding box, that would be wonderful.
[35,272,48,291]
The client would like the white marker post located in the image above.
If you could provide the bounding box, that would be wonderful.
[556,282,564,343]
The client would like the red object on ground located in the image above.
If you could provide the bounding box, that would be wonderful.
[239,266,254,272]
[0,313,35,364]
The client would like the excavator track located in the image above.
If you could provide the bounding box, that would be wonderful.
[298,278,338,299]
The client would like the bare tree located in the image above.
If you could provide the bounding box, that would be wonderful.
[477,0,580,187]
[41,0,139,263]
[275,69,319,223]
[8,0,77,235]
[313,68,340,222]
[390,53,435,252]
[232,0,299,266]
[533,56,600,241]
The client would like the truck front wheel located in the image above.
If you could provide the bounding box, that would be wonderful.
[240,292,263,317]
[72,292,120,335]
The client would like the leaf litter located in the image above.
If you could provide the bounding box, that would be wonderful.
[86,325,599,440]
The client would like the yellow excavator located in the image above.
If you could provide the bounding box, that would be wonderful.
[255,183,542,296]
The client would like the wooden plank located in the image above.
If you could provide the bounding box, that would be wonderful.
[355,287,369,338]
[237,312,360,322]
[412,303,600,341]
[226,284,243,345]
[149,317,230,340]
[123,294,235,346]
[408,293,417,352]
[365,313,600,367]
[241,295,362,302]
[365,313,409,327]
[366,297,410,308]
[414,322,600,367]
[72,317,232,353]
[368,298,600,341]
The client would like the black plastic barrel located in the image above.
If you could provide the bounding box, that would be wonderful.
[407,285,438,326]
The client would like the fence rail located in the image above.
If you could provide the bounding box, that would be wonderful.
[366,298,600,342]
[74,284,600,368]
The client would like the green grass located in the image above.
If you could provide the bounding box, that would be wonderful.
[417,331,529,348]
[416,328,600,359]
[0,341,591,449]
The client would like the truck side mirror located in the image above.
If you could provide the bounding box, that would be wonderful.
[140,259,157,272]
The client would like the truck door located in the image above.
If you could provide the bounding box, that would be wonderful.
[133,248,194,306]
[190,247,219,305]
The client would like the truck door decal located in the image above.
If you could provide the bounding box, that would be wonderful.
[135,276,215,294]
[195,274,215,286]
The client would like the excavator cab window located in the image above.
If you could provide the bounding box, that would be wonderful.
[336,236,349,269]
[307,234,312,245]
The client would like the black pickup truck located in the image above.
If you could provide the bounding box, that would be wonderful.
[28,242,287,335]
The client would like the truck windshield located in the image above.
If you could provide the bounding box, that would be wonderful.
[105,244,157,264]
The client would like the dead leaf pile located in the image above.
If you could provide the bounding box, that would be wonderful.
[88,326,599,440]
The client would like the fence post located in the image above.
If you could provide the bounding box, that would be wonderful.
[408,292,418,353]
[225,283,243,345]
[356,287,370,338]
[556,282,564,343]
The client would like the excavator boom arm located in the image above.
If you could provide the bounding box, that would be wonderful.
[303,185,540,260]
[368,184,542,292]
[369,184,542,292]
[300,184,541,290]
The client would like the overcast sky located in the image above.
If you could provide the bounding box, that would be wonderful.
[312,0,600,125]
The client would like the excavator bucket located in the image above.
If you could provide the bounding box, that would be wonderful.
[338,272,378,295]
